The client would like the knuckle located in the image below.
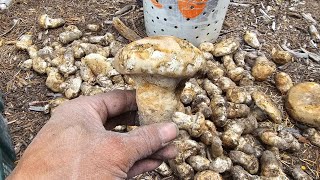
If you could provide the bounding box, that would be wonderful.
[135,127,159,155]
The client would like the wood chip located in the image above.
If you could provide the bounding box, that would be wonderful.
[112,17,141,42]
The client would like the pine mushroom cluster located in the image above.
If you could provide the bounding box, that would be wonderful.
[15,15,320,179]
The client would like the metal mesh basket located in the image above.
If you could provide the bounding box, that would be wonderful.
[0,95,15,179]
[143,0,230,46]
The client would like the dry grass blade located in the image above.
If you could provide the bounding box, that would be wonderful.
[0,19,19,37]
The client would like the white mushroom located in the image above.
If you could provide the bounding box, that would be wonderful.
[60,75,82,99]
[113,36,205,125]
[59,25,83,44]
[211,38,240,57]
[46,67,65,92]
[244,31,260,49]
[16,34,33,50]
[39,14,65,29]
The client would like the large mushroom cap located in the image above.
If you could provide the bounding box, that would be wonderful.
[113,36,205,78]
[286,82,320,128]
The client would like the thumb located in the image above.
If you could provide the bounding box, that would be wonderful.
[124,122,179,162]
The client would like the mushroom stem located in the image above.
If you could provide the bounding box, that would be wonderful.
[136,82,179,125]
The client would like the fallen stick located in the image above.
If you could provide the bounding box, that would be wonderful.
[230,2,251,7]
[281,41,309,59]
[112,17,141,42]
[301,48,320,63]
[114,5,133,16]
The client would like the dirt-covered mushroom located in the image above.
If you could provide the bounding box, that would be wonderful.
[205,61,225,83]
[171,139,199,164]
[303,128,320,147]
[82,53,113,77]
[211,38,240,57]
[202,79,222,98]
[79,63,96,84]
[271,48,293,65]
[113,36,205,125]
[59,25,83,44]
[199,42,214,52]
[172,112,206,138]
[187,155,210,171]
[251,56,276,81]
[79,43,110,57]
[27,45,39,59]
[169,162,194,180]
[46,67,65,92]
[222,55,245,82]
[222,116,258,148]
[291,166,313,180]
[217,77,236,92]
[285,82,320,128]
[244,31,260,49]
[235,134,264,158]
[239,70,255,86]
[200,120,218,145]
[80,82,105,96]
[229,150,259,174]
[202,52,214,61]
[210,136,224,158]
[209,156,233,173]
[32,57,48,74]
[210,95,227,127]
[19,59,33,70]
[86,24,102,32]
[258,129,301,151]
[39,14,65,29]
[49,97,69,114]
[192,102,212,118]
[226,87,252,104]
[194,170,222,180]
[155,162,172,177]
[60,75,82,99]
[252,91,282,124]
[234,50,246,67]
[260,150,288,179]
[227,102,250,119]
[110,40,124,57]
[231,166,260,180]
[275,72,293,94]
[16,34,33,50]
[58,48,78,77]
[180,78,206,105]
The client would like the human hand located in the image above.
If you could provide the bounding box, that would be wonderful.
[8,90,178,179]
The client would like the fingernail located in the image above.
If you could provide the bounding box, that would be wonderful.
[159,122,179,146]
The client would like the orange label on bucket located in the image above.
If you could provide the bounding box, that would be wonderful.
[150,0,163,8]
[178,0,208,19]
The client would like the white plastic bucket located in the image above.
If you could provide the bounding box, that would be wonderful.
[0,0,12,10]
[143,0,230,46]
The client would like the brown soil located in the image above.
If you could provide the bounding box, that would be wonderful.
[0,0,319,179]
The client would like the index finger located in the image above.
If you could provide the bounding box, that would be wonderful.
[76,90,137,124]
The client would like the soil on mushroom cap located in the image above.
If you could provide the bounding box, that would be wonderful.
[0,0,319,179]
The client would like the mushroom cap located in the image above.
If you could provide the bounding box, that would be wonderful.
[113,36,205,78]
[286,82,320,128]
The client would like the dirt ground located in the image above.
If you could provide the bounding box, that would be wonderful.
[0,0,319,179]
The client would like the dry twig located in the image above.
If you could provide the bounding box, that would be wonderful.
[112,17,141,42]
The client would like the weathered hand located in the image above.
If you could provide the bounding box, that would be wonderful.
[8,90,178,179]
